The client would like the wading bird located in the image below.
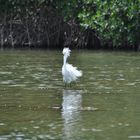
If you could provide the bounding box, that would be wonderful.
[62,48,82,86]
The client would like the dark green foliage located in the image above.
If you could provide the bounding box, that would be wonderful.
[0,0,140,49]
[50,0,140,49]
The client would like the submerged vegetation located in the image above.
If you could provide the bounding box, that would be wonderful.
[0,0,140,50]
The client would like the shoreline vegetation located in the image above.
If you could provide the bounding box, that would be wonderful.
[0,0,140,51]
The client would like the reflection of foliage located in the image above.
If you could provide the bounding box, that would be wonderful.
[0,0,140,49]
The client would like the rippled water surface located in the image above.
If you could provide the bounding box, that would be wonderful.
[0,50,140,140]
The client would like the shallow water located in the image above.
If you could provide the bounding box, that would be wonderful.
[0,50,140,140]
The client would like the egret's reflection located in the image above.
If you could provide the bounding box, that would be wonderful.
[62,90,82,139]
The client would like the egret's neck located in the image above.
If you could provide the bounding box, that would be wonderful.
[63,55,68,66]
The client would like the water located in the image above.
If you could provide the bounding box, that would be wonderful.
[0,50,140,140]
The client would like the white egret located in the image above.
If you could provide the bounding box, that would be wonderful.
[62,48,82,85]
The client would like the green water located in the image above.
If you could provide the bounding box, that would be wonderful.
[0,50,140,140]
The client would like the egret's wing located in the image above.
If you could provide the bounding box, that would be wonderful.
[62,63,82,83]
[66,63,82,77]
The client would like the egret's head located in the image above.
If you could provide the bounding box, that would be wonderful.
[62,48,71,57]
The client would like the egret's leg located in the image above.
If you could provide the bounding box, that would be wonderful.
[75,81,77,87]
[70,83,71,88]
[64,83,66,88]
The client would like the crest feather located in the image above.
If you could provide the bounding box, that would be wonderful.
[62,48,71,57]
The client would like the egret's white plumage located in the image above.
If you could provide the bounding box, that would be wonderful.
[62,48,82,84]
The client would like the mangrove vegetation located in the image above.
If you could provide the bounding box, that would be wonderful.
[0,0,140,50]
